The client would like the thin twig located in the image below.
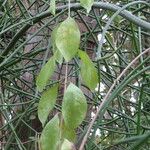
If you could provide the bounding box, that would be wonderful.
[68,0,71,17]
[1,2,150,64]
[64,63,68,92]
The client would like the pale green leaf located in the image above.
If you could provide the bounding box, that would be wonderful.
[78,50,98,90]
[38,84,58,126]
[54,50,63,64]
[55,17,80,62]
[36,56,56,92]
[80,0,94,13]
[49,0,56,15]
[51,25,63,64]
[40,114,60,150]
[61,139,76,150]
[62,83,87,129]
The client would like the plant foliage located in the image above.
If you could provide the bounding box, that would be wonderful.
[0,0,150,150]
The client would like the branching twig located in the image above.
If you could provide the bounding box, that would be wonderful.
[79,47,150,150]
[1,2,150,64]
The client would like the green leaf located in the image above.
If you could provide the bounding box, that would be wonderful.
[78,50,98,90]
[61,122,76,142]
[40,114,60,150]
[36,56,56,92]
[80,0,94,13]
[38,84,58,126]
[55,17,80,62]
[62,83,87,129]
[51,26,63,64]
[49,0,56,15]
[61,139,75,150]
[51,25,58,50]
[54,50,63,64]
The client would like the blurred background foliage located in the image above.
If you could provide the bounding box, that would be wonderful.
[0,0,150,150]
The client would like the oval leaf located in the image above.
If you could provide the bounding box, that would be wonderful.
[36,56,56,92]
[78,50,98,90]
[61,139,76,150]
[40,114,60,150]
[62,83,87,129]
[51,26,63,64]
[80,0,94,13]
[38,84,58,126]
[55,17,80,62]
[61,122,76,142]
[54,50,63,64]
[49,0,56,15]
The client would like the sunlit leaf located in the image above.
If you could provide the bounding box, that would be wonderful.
[49,0,56,15]
[55,17,80,62]
[40,114,60,150]
[80,0,94,13]
[38,84,58,126]
[36,56,56,92]
[62,83,87,129]
[61,139,76,150]
[78,50,98,90]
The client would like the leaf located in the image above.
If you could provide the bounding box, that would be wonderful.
[40,114,60,150]
[61,139,76,150]
[54,50,63,64]
[51,25,58,50]
[38,84,58,126]
[55,17,80,62]
[80,0,94,13]
[78,50,98,90]
[61,122,76,142]
[62,83,87,129]
[36,56,56,92]
[49,0,56,15]
[51,26,63,64]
